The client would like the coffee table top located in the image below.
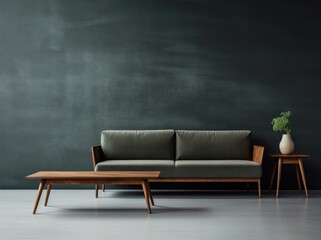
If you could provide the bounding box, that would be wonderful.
[26,171,160,179]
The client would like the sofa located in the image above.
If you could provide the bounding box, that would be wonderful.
[91,130,264,197]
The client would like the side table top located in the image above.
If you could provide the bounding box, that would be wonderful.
[26,171,161,179]
[269,154,309,158]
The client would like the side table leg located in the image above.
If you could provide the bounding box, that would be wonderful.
[276,158,282,198]
[33,179,46,214]
[298,159,309,197]
[269,161,277,192]
[142,180,152,214]
[102,184,105,192]
[44,184,52,206]
[295,165,302,191]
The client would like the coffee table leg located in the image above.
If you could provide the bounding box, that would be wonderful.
[142,180,152,214]
[145,181,154,206]
[44,184,52,206]
[33,179,46,214]
[95,185,98,198]
[102,184,105,192]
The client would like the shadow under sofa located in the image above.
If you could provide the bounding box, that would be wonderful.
[91,130,264,197]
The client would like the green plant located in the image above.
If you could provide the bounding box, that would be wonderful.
[271,111,292,134]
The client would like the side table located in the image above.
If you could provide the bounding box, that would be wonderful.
[269,154,309,197]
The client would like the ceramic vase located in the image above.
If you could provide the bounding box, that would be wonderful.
[279,134,294,154]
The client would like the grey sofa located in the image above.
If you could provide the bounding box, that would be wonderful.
[92,130,264,197]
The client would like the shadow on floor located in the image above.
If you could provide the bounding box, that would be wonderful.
[98,190,317,199]
[38,205,212,218]
[100,190,260,199]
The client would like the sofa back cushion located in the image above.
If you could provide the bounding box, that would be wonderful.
[176,130,252,160]
[101,130,175,160]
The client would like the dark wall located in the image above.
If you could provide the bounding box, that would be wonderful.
[1,0,321,189]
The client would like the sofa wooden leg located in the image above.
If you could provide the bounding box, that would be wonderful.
[258,179,262,198]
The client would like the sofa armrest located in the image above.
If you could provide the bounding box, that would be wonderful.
[252,145,264,165]
[91,145,104,169]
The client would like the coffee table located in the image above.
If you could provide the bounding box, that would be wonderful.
[26,171,160,214]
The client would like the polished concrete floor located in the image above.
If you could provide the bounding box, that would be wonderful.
[1,189,320,240]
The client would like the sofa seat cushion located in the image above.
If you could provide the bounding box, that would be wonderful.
[175,160,261,178]
[95,160,175,178]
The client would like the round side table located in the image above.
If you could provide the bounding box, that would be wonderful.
[269,154,309,197]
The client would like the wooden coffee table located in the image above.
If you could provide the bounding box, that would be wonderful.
[26,171,160,214]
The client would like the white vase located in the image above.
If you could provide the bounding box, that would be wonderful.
[279,134,294,154]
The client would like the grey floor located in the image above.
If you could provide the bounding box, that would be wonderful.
[1,189,320,240]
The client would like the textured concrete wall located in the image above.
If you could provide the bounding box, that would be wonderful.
[1,0,321,189]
